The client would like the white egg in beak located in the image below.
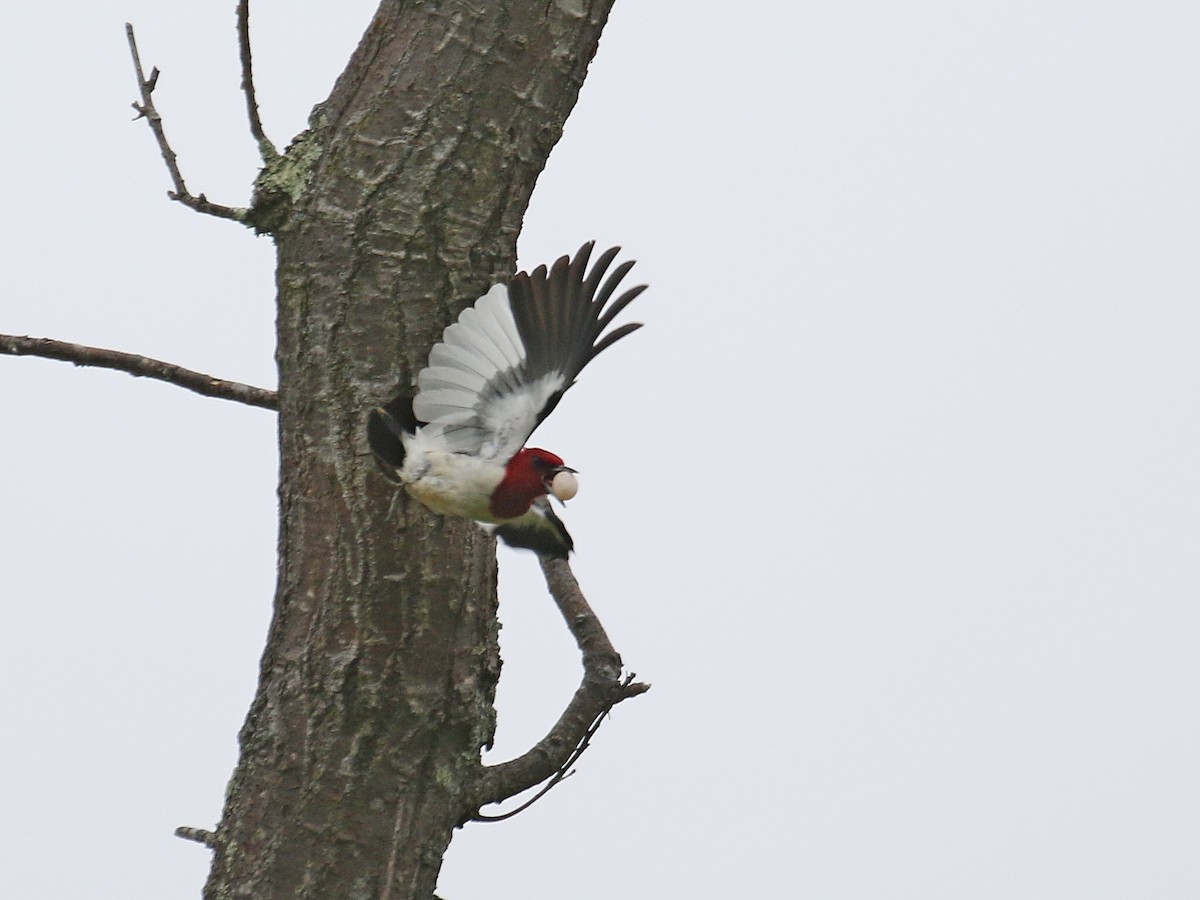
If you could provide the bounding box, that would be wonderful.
[550,469,579,501]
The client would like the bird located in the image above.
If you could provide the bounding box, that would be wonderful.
[367,241,647,558]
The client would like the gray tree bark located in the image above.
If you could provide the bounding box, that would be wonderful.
[201,3,621,897]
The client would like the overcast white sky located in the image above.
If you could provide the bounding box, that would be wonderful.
[3,2,1198,898]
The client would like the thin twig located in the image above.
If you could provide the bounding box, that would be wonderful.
[125,23,249,223]
[474,758,580,823]
[472,558,649,819]
[473,677,636,822]
[237,0,278,162]
[0,334,277,410]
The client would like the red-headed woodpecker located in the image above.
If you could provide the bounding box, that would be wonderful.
[367,242,647,557]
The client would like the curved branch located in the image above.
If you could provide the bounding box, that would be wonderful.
[0,334,277,410]
[472,557,649,816]
[125,23,249,224]
[236,0,278,162]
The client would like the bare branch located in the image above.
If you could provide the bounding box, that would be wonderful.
[175,826,218,848]
[474,677,638,822]
[237,0,278,162]
[0,334,277,410]
[473,557,649,817]
[125,23,249,224]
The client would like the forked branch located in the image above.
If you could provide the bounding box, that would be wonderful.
[125,23,248,223]
[0,334,277,410]
[472,557,649,819]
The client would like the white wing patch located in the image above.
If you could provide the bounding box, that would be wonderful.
[466,284,525,367]
[413,282,561,461]
[473,370,564,459]
[414,284,521,424]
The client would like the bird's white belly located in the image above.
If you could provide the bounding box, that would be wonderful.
[401,448,506,522]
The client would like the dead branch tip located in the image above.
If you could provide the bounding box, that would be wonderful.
[124,22,249,224]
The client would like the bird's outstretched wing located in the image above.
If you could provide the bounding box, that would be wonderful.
[411,242,647,462]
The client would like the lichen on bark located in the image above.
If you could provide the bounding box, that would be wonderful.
[248,123,326,235]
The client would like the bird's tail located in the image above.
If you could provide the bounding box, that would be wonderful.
[367,391,419,474]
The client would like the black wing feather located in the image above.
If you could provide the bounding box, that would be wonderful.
[493,500,574,558]
[366,391,419,470]
[507,241,648,435]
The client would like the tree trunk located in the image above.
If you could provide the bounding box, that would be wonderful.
[204,3,616,896]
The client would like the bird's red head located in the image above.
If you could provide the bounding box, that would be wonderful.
[489,448,577,519]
